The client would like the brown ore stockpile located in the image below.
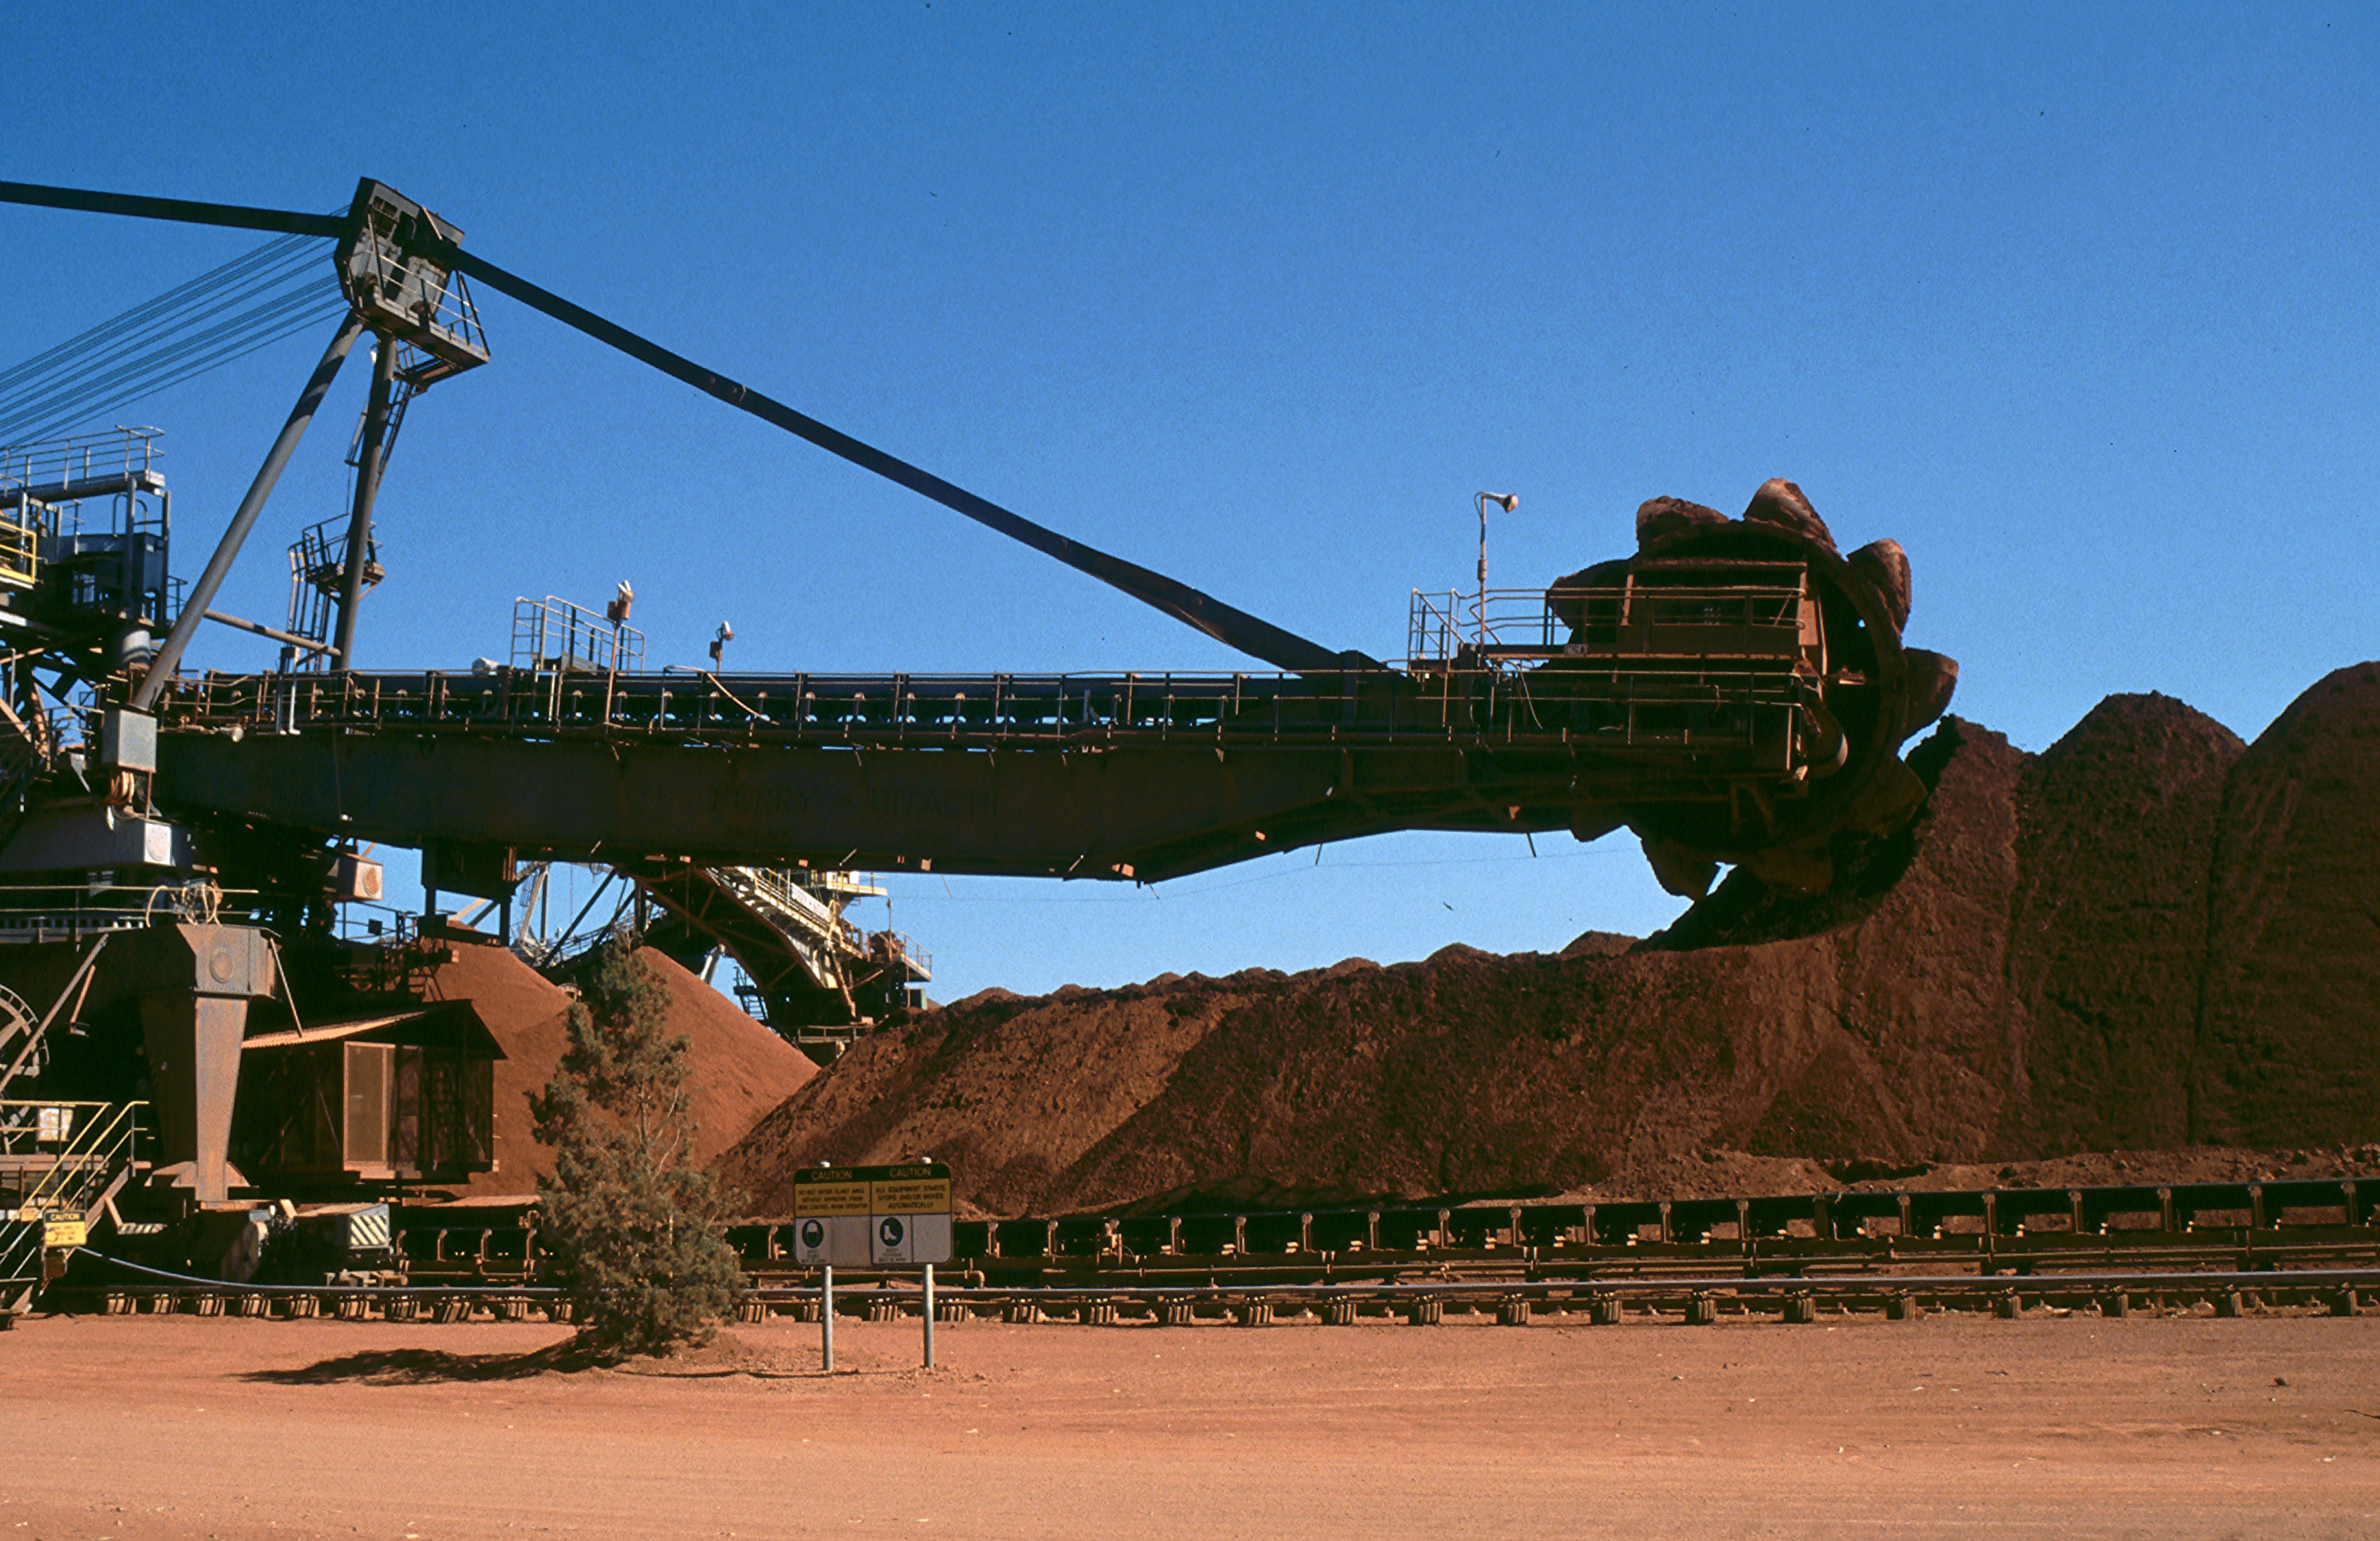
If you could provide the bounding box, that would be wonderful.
[413,938,816,1197]
[718,664,2380,1218]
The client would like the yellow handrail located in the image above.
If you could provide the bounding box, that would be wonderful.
[0,509,36,591]
[5,1100,143,1211]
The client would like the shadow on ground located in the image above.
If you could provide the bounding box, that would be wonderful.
[243,1343,592,1385]
[243,1332,828,1384]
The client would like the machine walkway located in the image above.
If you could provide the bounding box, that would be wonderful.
[1,1100,142,1312]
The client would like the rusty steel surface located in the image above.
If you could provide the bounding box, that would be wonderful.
[149,661,1815,882]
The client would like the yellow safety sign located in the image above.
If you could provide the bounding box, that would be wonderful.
[790,1163,954,1266]
[42,1218,86,1248]
[792,1169,872,1218]
[870,1179,952,1216]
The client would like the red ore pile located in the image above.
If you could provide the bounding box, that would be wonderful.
[414,935,815,1198]
[715,664,2380,1219]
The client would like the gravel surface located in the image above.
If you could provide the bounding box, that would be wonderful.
[5,1312,2378,1538]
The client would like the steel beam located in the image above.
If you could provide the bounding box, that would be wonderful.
[154,732,1591,880]
[332,334,397,669]
[129,315,366,711]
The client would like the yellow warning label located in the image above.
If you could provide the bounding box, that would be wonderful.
[42,1219,86,1248]
[793,1171,871,1218]
[870,1179,952,1216]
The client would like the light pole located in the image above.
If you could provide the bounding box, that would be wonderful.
[1474,491,1517,646]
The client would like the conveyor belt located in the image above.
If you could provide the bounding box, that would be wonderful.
[149,662,1820,881]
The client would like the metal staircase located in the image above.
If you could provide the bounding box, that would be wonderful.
[0,1099,143,1312]
[634,864,931,1062]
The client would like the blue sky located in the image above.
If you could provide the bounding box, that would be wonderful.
[2,4,2374,998]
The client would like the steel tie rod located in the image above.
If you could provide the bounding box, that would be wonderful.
[0,179,1366,679]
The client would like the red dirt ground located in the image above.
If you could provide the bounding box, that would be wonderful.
[3,1313,2377,1539]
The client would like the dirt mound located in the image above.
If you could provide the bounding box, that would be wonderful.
[715,718,2026,1213]
[2000,693,2244,1152]
[630,950,822,1154]
[717,666,2380,1216]
[417,937,814,1198]
[1536,1142,2380,1205]
[2194,663,2380,1146]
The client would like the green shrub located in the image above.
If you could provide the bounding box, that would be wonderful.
[530,936,745,1358]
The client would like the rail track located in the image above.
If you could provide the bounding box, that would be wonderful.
[42,1174,2380,1331]
[55,1261,2380,1331]
[404,1173,2380,1289]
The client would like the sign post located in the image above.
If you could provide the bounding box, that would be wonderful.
[793,1167,869,1373]
[793,1162,954,1371]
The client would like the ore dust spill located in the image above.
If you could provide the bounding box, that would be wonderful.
[3,1314,2377,1538]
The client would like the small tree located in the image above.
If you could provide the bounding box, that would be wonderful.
[530,935,745,1357]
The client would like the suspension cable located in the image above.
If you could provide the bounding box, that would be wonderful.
[0,227,345,447]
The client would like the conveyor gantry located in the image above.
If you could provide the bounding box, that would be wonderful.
[148,656,1837,885]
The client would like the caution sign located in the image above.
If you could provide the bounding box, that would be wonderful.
[789,1163,953,1268]
[869,1173,952,1216]
[792,1168,873,1267]
[42,1210,86,1249]
[793,1169,871,1216]
[868,1166,952,1266]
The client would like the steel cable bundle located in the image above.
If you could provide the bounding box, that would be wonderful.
[0,227,347,448]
